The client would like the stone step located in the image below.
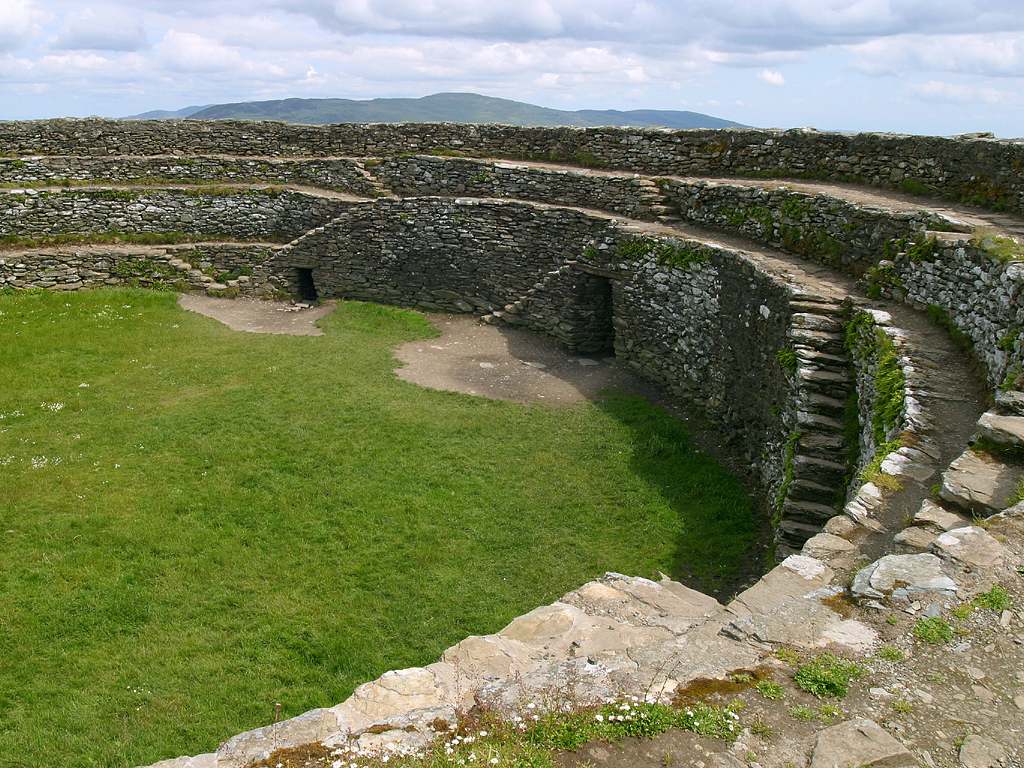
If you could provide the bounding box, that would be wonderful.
[976,411,1024,449]
[798,366,850,384]
[791,312,845,332]
[798,430,847,454]
[789,328,846,354]
[782,499,838,525]
[795,347,848,366]
[913,499,971,532]
[790,300,846,315]
[787,478,840,505]
[793,454,848,485]
[994,389,1024,416]
[799,392,848,417]
[796,410,845,431]
[939,447,1024,516]
[777,517,832,544]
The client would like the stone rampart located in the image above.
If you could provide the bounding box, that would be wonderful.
[2,119,1022,214]
[0,155,383,197]
[0,188,347,243]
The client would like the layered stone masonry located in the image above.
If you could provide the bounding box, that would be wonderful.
[0,243,286,294]
[371,155,663,221]
[657,178,967,274]
[2,119,1022,214]
[0,155,385,197]
[286,197,618,315]
[867,235,1024,388]
[0,188,349,243]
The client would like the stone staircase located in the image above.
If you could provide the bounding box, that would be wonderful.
[777,296,855,554]
[353,161,393,198]
[282,210,357,254]
[635,178,680,224]
[480,259,579,327]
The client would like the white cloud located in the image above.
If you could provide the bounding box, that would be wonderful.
[52,7,146,51]
[912,79,1013,105]
[0,0,1022,134]
[0,0,41,51]
[851,32,1024,78]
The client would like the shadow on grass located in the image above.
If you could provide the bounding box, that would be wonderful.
[593,392,769,600]
[490,321,770,600]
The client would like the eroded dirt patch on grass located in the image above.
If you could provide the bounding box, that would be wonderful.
[178,294,336,335]
[394,313,657,406]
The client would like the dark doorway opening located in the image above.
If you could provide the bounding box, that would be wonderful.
[572,273,616,355]
[296,268,318,302]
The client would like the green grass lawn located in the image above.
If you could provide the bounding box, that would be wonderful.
[0,289,758,767]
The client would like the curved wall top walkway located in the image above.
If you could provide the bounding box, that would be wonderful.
[2,119,1022,216]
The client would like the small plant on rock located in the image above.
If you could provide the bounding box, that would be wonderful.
[794,653,866,699]
[789,705,816,722]
[755,680,784,701]
[817,704,843,724]
[912,616,954,644]
[774,648,800,666]
[750,718,775,740]
[892,699,913,714]
[877,645,905,662]
[974,585,1011,611]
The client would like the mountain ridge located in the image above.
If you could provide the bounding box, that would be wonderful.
[124,92,745,129]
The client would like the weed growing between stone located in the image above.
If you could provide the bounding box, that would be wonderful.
[250,697,745,768]
[793,653,866,699]
[0,289,756,766]
[912,617,955,645]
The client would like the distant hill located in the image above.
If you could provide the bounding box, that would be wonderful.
[125,92,745,129]
[126,105,211,120]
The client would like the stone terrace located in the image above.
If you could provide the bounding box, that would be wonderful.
[1,120,1022,768]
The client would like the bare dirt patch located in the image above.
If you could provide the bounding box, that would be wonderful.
[178,294,335,335]
[394,313,658,406]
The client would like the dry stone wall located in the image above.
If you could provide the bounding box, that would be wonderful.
[0,243,285,293]
[658,179,966,274]
[0,155,383,197]
[371,155,662,220]
[0,188,348,242]
[288,200,802,529]
[867,236,1024,387]
[1,119,1022,768]
[288,198,616,314]
[2,119,1022,214]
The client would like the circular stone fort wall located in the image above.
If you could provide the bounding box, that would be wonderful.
[1,120,1022,768]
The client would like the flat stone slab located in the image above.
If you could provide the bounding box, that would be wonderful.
[810,718,916,768]
[725,556,876,652]
[994,389,1024,415]
[893,525,937,550]
[959,734,1008,768]
[976,411,1024,448]
[932,526,1005,570]
[914,499,970,532]
[939,448,1023,515]
[851,553,957,599]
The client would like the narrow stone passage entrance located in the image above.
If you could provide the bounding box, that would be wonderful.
[296,267,319,302]
[571,272,616,355]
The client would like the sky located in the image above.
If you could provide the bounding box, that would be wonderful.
[1,0,1022,136]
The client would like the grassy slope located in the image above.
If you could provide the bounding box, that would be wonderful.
[0,289,756,767]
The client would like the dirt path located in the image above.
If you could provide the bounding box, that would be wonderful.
[178,294,334,335]
[395,313,657,406]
